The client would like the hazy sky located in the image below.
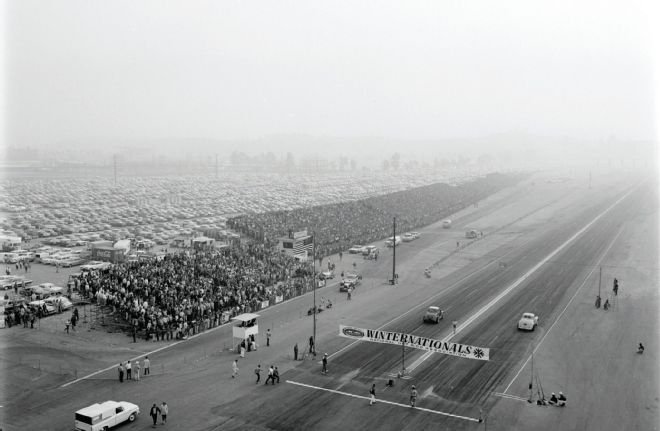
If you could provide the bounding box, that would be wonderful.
[3,0,658,152]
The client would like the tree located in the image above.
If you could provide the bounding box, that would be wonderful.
[286,152,295,170]
[391,153,401,170]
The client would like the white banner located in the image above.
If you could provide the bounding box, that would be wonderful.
[0,306,5,328]
[338,325,489,361]
[275,295,284,304]
[261,300,270,309]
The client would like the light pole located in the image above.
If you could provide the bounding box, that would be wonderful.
[401,331,406,376]
[392,217,396,284]
[312,232,317,356]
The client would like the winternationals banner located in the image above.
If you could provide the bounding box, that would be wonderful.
[339,325,490,361]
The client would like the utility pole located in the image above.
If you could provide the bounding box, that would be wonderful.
[528,351,534,402]
[401,332,406,375]
[392,217,396,284]
[595,266,602,308]
[312,232,317,356]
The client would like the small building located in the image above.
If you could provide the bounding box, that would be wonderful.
[231,313,260,351]
[192,236,215,250]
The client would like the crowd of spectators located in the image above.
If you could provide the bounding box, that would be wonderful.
[74,244,314,340]
[24,172,523,340]
[229,173,526,257]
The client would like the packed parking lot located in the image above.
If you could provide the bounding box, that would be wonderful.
[0,169,495,248]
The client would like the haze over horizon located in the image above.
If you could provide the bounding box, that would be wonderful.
[3,0,659,163]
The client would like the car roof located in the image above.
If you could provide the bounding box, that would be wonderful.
[428,306,439,310]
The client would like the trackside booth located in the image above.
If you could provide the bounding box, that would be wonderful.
[231,313,260,351]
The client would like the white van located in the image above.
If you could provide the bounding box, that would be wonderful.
[75,401,139,431]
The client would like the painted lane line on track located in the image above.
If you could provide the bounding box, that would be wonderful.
[492,392,528,402]
[62,279,344,388]
[328,244,523,360]
[286,380,481,422]
[502,223,626,394]
[406,182,639,375]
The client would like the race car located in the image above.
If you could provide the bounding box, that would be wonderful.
[517,312,539,331]
[423,306,444,323]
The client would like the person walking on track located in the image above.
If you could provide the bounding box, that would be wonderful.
[232,359,239,378]
[369,384,376,405]
[149,403,161,427]
[322,353,328,374]
[255,364,261,383]
[410,385,418,408]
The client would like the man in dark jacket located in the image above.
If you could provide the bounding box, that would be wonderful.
[149,403,161,427]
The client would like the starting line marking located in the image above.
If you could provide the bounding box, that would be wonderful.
[286,380,481,423]
[492,392,529,402]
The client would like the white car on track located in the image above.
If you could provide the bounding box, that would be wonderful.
[517,312,539,331]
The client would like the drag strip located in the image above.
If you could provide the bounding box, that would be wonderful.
[286,380,481,422]
[403,182,638,375]
[502,223,625,394]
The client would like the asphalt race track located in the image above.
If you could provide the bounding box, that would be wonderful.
[4,171,658,431]
[203,177,655,431]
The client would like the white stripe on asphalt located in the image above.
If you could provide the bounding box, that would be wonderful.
[502,223,626,394]
[286,380,481,422]
[61,279,342,387]
[328,245,524,360]
[491,392,529,402]
[406,182,639,375]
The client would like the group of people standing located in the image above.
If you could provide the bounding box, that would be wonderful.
[117,356,150,382]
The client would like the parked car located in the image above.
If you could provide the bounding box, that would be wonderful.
[423,306,444,323]
[517,312,539,331]
[0,275,33,289]
[385,236,402,247]
[339,272,361,292]
[44,296,74,312]
[0,298,27,314]
[29,299,57,315]
[402,233,415,242]
[349,245,365,254]
[442,219,452,228]
[319,270,335,280]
